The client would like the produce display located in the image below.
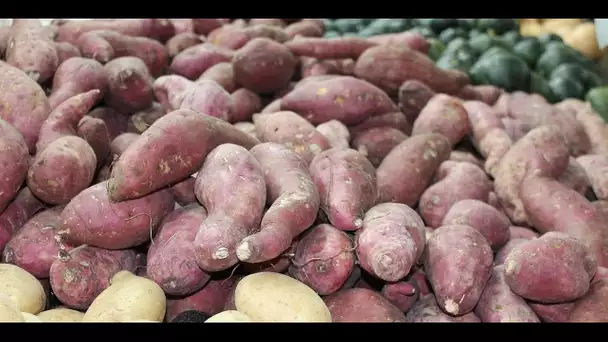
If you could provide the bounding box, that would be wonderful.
[0,18,608,323]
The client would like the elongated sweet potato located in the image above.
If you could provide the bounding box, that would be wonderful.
[0,188,45,253]
[197,62,236,93]
[77,116,111,166]
[285,37,377,60]
[56,19,175,44]
[103,57,155,115]
[6,19,58,83]
[324,288,405,322]
[170,43,234,80]
[576,107,608,155]
[284,20,324,38]
[147,204,210,296]
[412,94,471,146]
[236,143,320,263]
[367,31,429,53]
[0,119,29,213]
[352,127,408,167]
[166,32,204,58]
[59,181,175,249]
[107,109,260,202]
[231,89,261,123]
[48,57,108,111]
[405,294,481,322]
[209,24,289,50]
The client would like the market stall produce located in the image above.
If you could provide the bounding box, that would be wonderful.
[0,18,607,323]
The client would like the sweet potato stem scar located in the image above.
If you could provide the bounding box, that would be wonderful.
[125,212,154,244]
[288,240,358,268]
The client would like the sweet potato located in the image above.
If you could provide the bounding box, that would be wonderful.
[288,224,355,295]
[474,265,540,322]
[442,199,511,251]
[377,133,451,206]
[509,226,539,240]
[324,288,405,322]
[103,57,155,115]
[412,94,470,146]
[54,42,82,66]
[109,133,140,158]
[87,107,129,140]
[253,111,331,163]
[153,75,234,122]
[170,177,197,206]
[569,279,608,322]
[147,204,210,296]
[2,207,68,278]
[405,294,481,322]
[232,38,296,94]
[348,111,411,136]
[107,109,260,201]
[193,144,266,272]
[49,246,138,309]
[59,181,174,249]
[197,62,236,93]
[233,122,258,139]
[248,18,286,27]
[129,103,166,133]
[284,21,324,38]
[0,61,51,153]
[231,89,262,123]
[425,225,493,316]
[470,85,503,105]
[352,127,408,167]
[76,30,168,76]
[520,175,605,266]
[448,150,483,167]
[558,156,591,194]
[419,161,492,228]
[166,32,204,58]
[261,99,281,114]
[0,119,29,213]
[494,125,570,225]
[528,302,576,322]
[56,19,175,44]
[315,120,350,150]
[236,143,320,263]
[504,232,597,303]
[367,31,430,53]
[356,203,425,282]
[354,45,469,97]
[576,107,608,155]
[76,116,111,166]
[192,19,230,35]
[494,239,528,266]
[576,154,608,199]
[209,24,289,50]
[0,188,45,253]
[170,43,233,80]
[397,80,436,124]
[381,278,419,312]
[285,37,377,60]
[281,76,397,125]
[166,275,239,321]
[5,19,58,83]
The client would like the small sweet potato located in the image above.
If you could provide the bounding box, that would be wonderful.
[110,133,140,157]
[54,42,82,66]
[197,62,236,93]
[194,144,266,272]
[2,207,68,278]
[56,19,175,44]
[494,239,528,266]
[0,188,45,253]
[129,102,166,133]
[166,32,204,58]
[576,154,608,200]
[49,246,138,310]
[284,21,324,38]
[170,43,234,80]
[425,225,493,316]
[412,94,471,146]
[87,107,129,140]
[147,204,210,296]
[442,199,511,251]
[381,278,419,313]
[357,203,426,282]
[474,265,540,322]
[377,133,451,206]
[569,279,608,322]
[59,181,175,249]
[288,224,355,295]
[231,89,262,123]
[558,156,590,194]
[6,19,58,83]
[103,56,155,115]
[509,226,539,240]
[0,119,29,213]
[352,127,408,167]
[316,120,350,150]
[236,143,320,263]
[233,38,297,94]
[76,116,111,167]
[405,294,481,322]
[285,37,377,60]
[166,275,239,321]
[348,111,411,136]
[253,111,331,164]
[107,109,260,202]
[324,288,406,322]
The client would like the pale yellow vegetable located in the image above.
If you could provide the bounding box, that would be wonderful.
[22,312,43,322]
[0,294,25,322]
[235,272,332,322]
[37,307,84,322]
[565,22,602,60]
[123,320,159,322]
[0,263,46,314]
[521,21,546,37]
[83,271,166,322]
[206,310,253,322]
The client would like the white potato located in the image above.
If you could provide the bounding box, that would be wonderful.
[0,293,25,322]
[206,310,252,322]
[0,263,46,314]
[22,312,43,322]
[37,307,84,322]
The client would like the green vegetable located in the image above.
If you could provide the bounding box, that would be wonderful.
[476,18,518,35]
[501,30,522,47]
[443,37,469,55]
[409,26,435,39]
[323,30,341,38]
[427,39,446,61]
[468,34,511,56]
[586,87,608,122]
[438,27,467,45]
[469,51,531,92]
[416,19,459,34]
[536,42,599,78]
[512,38,543,68]
[537,33,563,46]
[549,76,585,101]
[529,72,558,103]
[457,19,477,30]
[436,48,476,73]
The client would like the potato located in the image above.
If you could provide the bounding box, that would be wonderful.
[315,120,350,150]
[205,310,252,322]
[0,293,25,322]
[56,19,175,44]
[165,276,239,321]
[48,57,108,111]
[37,307,84,322]
[576,154,608,200]
[234,272,331,322]
[324,288,404,322]
[0,119,29,213]
[231,89,262,123]
[0,263,46,314]
[405,294,481,322]
[170,43,233,80]
[166,32,204,58]
[6,19,58,83]
[503,232,597,303]
[377,133,451,206]
[352,127,408,167]
[83,271,166,322]
[197,62,236,93]
[0,188,45,253]
[21,312,42,322]
[397,79,436,124]
[412,94,471,147]
[103,56,155,115]
[425,225,493,316]
[569,279,608,322]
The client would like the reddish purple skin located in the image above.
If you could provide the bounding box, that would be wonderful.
[192,19,229,35]
[54,42,82,66]
[568,279,608,322]
[129,102,166,134]
[577,154,608,199]
[166,32,204,57]
[77,116,111,166]
[56,19,175,44]
[87,107,129,140]
[166,276,239,321]
[324,288,406,322]
[0,188,45,253]
[238,143,320,263]
[288,224,355,295]
[397,80,436,126]
[2,207,71,278]
[310,148,377,231]
[0,119,29,213]
[348,111,412,136]
[110,132,139,157]
[107,109,260,202]
[494,239,527,266]
[405,294,481,322]
[60,181,175,249]
[352,127,408,167]
[509,226,539,240]
[559,157,591,194]
[170,177,197,206]
[381,279,420,313]
[285,37,377,60]
[197,62,236,93]
[49,57,107,111]
[170,43,234,80]
[474,265,540,322]
[356,203,425,282]
[231,88,262,123]
[49,246,138,310]
[412,94,471,147]
[425,225,493,316]
[103,56,154,115]
[147,204,210,296]
[281,76,398,125]
[528,301,575,322]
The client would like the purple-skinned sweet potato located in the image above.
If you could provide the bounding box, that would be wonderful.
[166,275,240,321]
[412,94,471,147]
[494,239,528,266]
[381,278,420,313]
[56,19,175,44]
[128,102,166,133]
[576,154,608,200]
[87,107,129,140]
[231,88,262,123]
[348,111,412,136]
[109,133,140,158]
[54,42,82,66]
[352,127,408,167]
[0,118,29,213]
[76,116,111,166]
[197,62,236,93]
[0,188,45,253]
[103,56,155,115]
[5,19,58,83]
[324,287,406,322]
[48,57,107,111]
[170,43,234,80]
[166,32,204,58]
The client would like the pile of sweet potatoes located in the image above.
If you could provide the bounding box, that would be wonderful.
[0,18,607,323]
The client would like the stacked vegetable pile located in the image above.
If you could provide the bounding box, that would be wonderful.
[0,18,608,323]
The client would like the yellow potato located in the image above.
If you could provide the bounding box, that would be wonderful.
[206,310,253,322]
[83,271,166,322]
[22,312,43,322]
[0,294,25,322]
[565,23,602,60]
[37,307,84,322]
[0,263,46,314]
[235,272,332,322]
